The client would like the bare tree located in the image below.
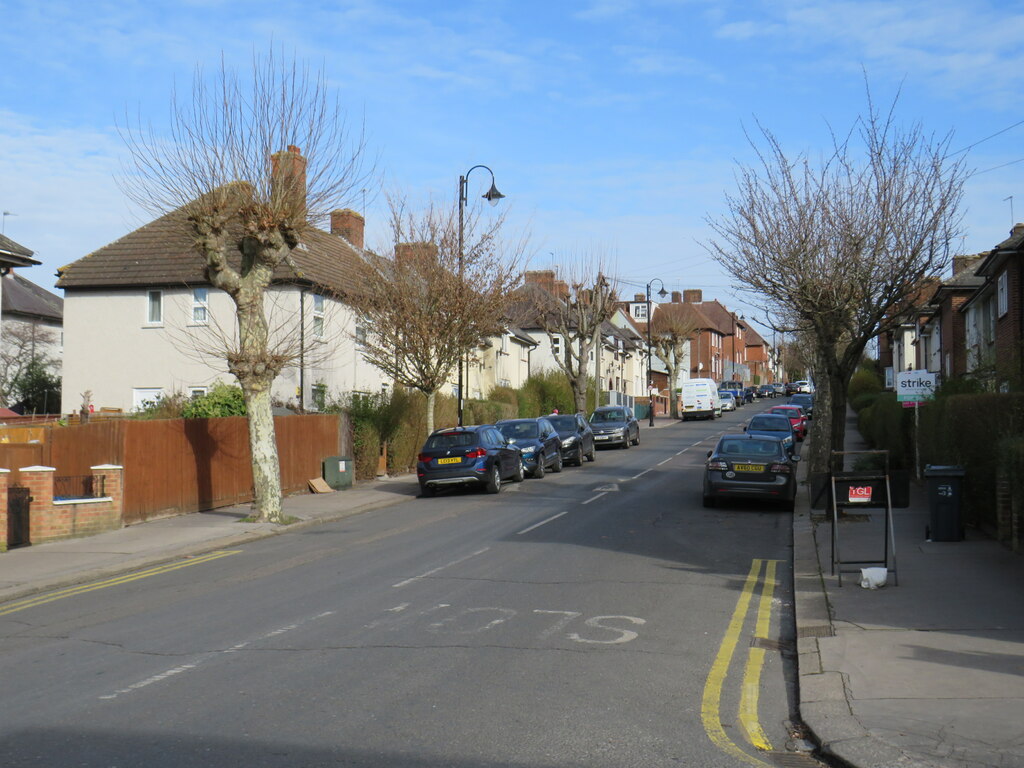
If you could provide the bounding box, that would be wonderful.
[347,194,523,436]
[119,51,370,522]
[523,261,618,413]
[650,304,700,419]
[707,92,966,473]
[0,322,59,407]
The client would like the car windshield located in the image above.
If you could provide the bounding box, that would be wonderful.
[591,410,626,423]
[548,415,577,431]
[425,431,477,449]
[749,417,789,431]
[771,408,800,418]
[498,422,539,439]
[718,438,784,458]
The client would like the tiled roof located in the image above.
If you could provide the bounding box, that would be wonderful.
[56,205,363,296]
[687,299,740,336]
[2,272,63,322]
[0,233,40,267]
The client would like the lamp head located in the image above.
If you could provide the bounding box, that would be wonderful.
[483,181,505,207]
[658,287,668,298]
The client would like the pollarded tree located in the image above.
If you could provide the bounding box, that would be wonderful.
[650,304,700,419]
[707,92,966,473]
[119,52,370,522]
[347,195,523,436]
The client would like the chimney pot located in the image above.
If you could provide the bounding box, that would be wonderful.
[270,146,307,217]
[671,291,682,303]
[683,289,703,304]
[634,293,645,302]
[330,209,365,250]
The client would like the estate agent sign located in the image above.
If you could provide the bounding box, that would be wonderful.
[896,369,937,407]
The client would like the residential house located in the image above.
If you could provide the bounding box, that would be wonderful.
[2,270,64,372]
[961,223,1024,390]
[464,326,539,399]
[920,254,986,381]
[57,148,386,412]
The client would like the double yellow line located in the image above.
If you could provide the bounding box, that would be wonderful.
[0,550,241,617]
[701,558,780,767]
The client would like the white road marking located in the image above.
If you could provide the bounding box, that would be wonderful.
[631,468,653,479]
[517,510,570,535]
[676,448,688,456]
[657,458,672,466]
[582,492,608,505]
[594,483,619,491]
[99,611,336,700]
[392,547,490,588]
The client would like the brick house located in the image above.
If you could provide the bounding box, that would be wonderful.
[923,254,986,380]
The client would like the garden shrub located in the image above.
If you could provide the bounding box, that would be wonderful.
[851,391,880,413]
[848,367,882,405]
[182,382,247,418]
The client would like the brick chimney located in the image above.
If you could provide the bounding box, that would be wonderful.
[395,242,438,268]
[270,145,307,217]
[683,289,702,304]
[671,290,682,303]
[951,254,984,277]
[525,270,557,294]
[634,293,645,302]
[331,209,364,250]
[554,280,570,300]
[1013,222,1024,237]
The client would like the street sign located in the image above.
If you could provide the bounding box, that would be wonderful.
[895,370,936,402]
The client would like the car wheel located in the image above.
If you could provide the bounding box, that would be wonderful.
[586,446,596,462]
[512,458,525,482]
[532,455,545,478]
[621,437,630,449]
[484,464,501,494]
[631,431,640,446]
[551,451,563,473]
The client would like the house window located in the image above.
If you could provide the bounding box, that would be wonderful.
[132,387,164,411]
[147,291,162,324]
[192,287,209,324]
[312,294,325,338]
[189,387,208,399]
[312,383,327,411]
[552,336,561,357]
[997,271,1009,318]
[634,303,648,320]
[355,324,367,345]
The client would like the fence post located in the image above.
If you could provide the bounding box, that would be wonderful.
[91,465,124,520]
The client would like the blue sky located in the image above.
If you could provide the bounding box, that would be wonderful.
[2,0,1022,337]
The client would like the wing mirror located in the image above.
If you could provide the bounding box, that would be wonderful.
[706,450,713,458]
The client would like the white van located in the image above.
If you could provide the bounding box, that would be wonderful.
[681,378,721,421]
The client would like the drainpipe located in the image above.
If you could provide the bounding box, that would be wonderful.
[299,289,306,411]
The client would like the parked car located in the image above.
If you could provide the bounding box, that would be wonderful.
[757,384,776,399]
[721,385,744,406]
[589,405,640,448]
[718,391,737,411]
[703,433,800,511]
[417,425,524,496]
[744,413,797,456]
[784,381,799,396]
[772,383,786,396]
[794,380,813,394]
[790,393,814,419]
[768,404,807,441]
[681,378,722,420]
[547,413,596,466]
[496,418,563,477]
[742,386,757,403]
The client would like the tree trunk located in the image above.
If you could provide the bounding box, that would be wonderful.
[241,379,283,522]
[572,375,587,414]
[425,390,436,437]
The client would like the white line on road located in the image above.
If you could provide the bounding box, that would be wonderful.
[631,468,653,479]
[657,458,672,466]
[517,511,570,535]
[392,547,490,588]
[676,449,688,455]
[582,492,608,505]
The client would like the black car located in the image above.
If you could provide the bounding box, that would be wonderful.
[790,393,814,419]
[547,413,596,466]
[496,418,563,477]
[589,406,640,449]
[417,425,524,496]
[742,386,757,403]
[703,433,800,511]
[757,384,775,399]
[744,413,797,456]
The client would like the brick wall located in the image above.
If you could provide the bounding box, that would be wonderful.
[0,465,123,550]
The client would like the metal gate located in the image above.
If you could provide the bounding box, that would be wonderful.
[7,485,31,548]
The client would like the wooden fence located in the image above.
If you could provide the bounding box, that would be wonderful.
[0,414,348,524]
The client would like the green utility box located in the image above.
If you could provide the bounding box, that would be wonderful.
[322,456,354,490]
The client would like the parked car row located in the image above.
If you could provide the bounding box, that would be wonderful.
[417,406,641,496]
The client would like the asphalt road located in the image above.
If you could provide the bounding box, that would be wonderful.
[0,403,803,768]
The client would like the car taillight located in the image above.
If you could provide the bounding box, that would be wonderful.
[417,453,432,463]
[707,460,729,471]
[465,447,487,459]
[769,463,791,473]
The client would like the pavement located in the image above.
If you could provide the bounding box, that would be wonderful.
[1,412,1022,768]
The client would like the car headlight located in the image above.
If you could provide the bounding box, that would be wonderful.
[562,437,577,447]
[520,445,536,454]
[612,427,626,435]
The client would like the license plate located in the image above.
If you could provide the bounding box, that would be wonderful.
[595,435,609,440]
[733,464,765,472]
[437,457,461,465]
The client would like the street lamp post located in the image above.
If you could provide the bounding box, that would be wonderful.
[646,278,667,427]
[457,165,505,427]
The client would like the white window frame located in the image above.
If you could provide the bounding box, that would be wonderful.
[312,294,325,339]
[191,287,209,325]
[146,290,163,325]
[132,387,164,411]
[997,271,1009,318]
[189,386,208,399]
[634,303,648,320]
[552,335,561,357]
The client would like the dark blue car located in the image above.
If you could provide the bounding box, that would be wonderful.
[496,418,563,477]
[744,413,797,456]
[417,425,524,496]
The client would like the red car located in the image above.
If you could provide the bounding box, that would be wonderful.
[769,405,807,441]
